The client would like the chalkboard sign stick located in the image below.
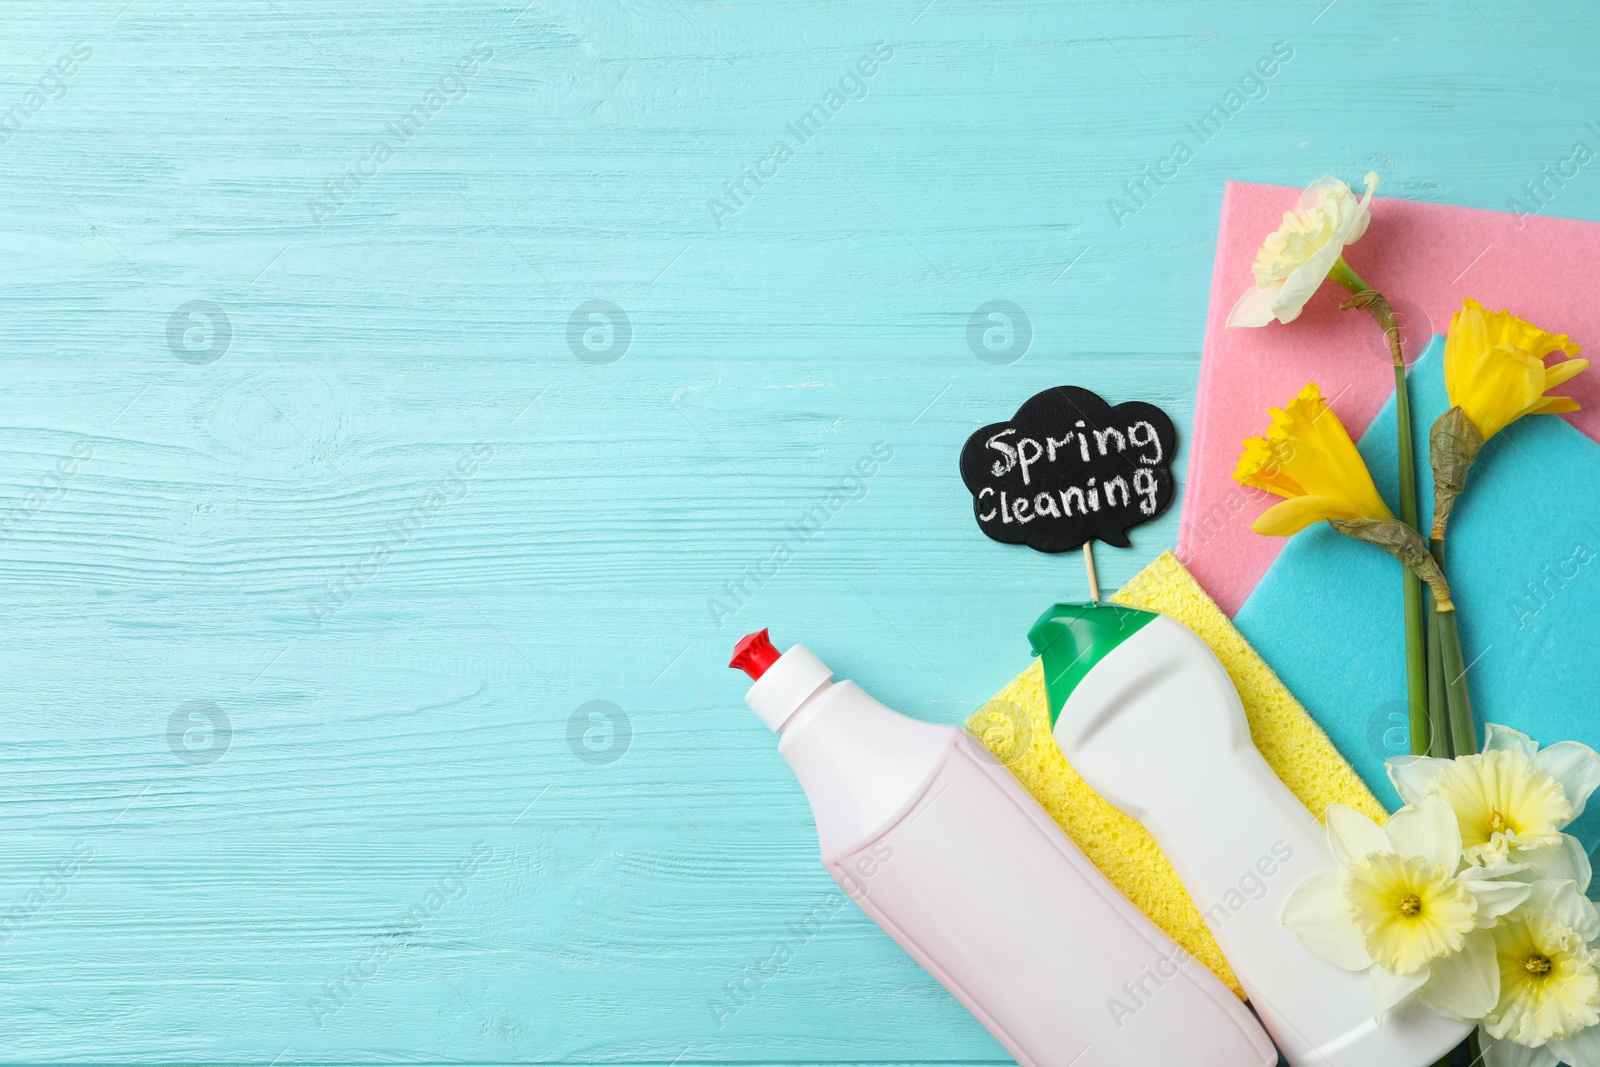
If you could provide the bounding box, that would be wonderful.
[1083,542,1102,603]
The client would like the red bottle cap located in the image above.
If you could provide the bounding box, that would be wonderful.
[730,628,782,680]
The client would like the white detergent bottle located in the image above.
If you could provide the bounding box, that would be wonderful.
[730,628,1278,1067]
[1027,603,1472,1067]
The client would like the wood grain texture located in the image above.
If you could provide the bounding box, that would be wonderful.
[0,0,1596,1061]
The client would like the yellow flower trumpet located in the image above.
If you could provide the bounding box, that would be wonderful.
[1237,383,1454,610]
[1445,299,1587,440]
[1234,382,1393,535]
[1431,300,1589,540]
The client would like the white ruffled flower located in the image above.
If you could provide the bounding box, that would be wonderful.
[1226,172,1379,328]
[1282,795,1531,1024]
[1477,882,1600,1067]
[1388,723,1600,885]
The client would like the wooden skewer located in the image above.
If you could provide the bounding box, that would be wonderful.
[1083,541,1101,603]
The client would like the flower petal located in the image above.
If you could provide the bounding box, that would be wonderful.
[1227,281,1282,328]
[1542,356,1591,390]
[1526,878,1600,942]
[1533,740,1600,823]
[1528,395,1581,415]
[1485,723,1540,759]
[1452,303,1484,412]
[1385,795,1463,871]
[1295,174,1346,212]
[1550,1022,1600,1067]
[1386,754,1453,806]
[1521,834,1593,894]
[1251,494,1351,536]
[1326,803,1393,865]
[1458,863,1533,926]
[1459,345,1548,440]
[1341,172,1378,243]
[1419,928,1499,1021]
[1271,238,1346,323]
[1373,962,1430,1024]
[1281,866,1372,970]
[1480,1028,1562,1067]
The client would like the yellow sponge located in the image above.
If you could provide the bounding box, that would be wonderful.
[967,550,1387,997]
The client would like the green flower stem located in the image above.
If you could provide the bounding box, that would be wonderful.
[1393,365,1430,757]
[1426,538,1450,758]
[1426,600,1448,758]
[1332,260,1429,757]
[1432,523,1478,758]
[1402,565,1429,755]
[1436,605,1479,756]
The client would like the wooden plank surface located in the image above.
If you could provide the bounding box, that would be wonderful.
[0,0,1596,1061]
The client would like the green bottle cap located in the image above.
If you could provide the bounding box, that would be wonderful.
[1027,602,1157,725]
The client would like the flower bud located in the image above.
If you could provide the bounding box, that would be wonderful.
[1429,406,1483,541]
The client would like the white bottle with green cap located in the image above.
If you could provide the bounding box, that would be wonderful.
[1028,602,1471,1067]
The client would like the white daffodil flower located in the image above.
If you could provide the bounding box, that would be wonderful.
[1226,172,1379,328]
[1282,795,1531,1024]
[1477,881,1600,1067]
[1388,723,1600,885]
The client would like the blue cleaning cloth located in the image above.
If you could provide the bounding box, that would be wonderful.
[1235,334,1600,856]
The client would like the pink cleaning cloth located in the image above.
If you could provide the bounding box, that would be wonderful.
[1180,180,1600,618]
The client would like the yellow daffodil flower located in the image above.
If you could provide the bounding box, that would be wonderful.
[1234,383,1393,536]
[1239,383,1458,609]
[1346,849,1477,974]
[1432,302,1589,539]
[1227,172,1379,327]
[1479,881,1600,1058]
[1389,724,1600,882]
[1282,796,1530,1023]
[1445,299,1589,441]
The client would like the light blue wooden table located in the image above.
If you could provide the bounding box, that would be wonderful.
[2,0,1597,1061]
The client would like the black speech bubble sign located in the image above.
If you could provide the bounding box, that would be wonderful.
[960,386,1177,553]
